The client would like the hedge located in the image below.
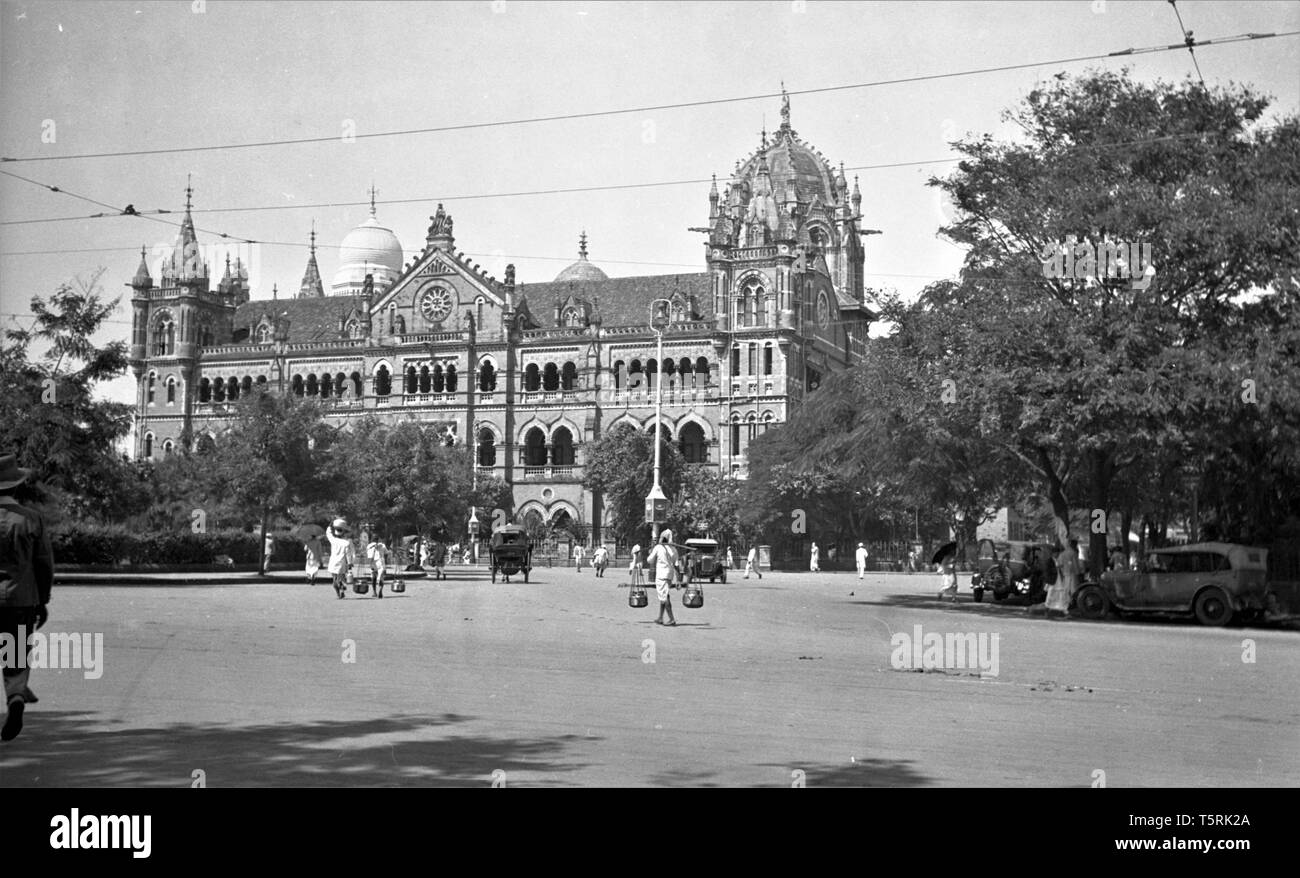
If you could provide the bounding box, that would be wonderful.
[51,525,307,566]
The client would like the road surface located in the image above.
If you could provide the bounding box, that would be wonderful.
[3,567,1296,787]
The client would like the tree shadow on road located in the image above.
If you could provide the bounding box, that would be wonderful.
[763,758,931,787]
[1,711,596,788]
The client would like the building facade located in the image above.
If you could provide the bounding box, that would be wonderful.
[128,94,876,541]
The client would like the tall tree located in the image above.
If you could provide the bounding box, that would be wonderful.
[583,423,684,547]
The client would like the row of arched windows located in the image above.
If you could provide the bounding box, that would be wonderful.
[611,357,712,391]
[146,372,178,405]
[151,318,216,355]
[404,364,459,394]
[734,278,768,328]
[523,362,578,392]
[474,421,712,468]
[729,412,777,456]
[290,372,364,399]
[141,433,174,459]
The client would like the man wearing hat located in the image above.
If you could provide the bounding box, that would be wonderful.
[855,542,870,580]
[647,530,679,626]
[326,518,356,599]
[0,453,54,742]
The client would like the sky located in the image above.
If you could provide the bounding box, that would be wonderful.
[2,0,1297,409]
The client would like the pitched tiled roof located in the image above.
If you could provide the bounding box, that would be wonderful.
[231,296,366,345]
[518,272,711,328]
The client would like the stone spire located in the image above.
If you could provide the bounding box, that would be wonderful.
[132,246,152,288]
[298,221,325,298]
[162,176,207,283]
[852,175,862,214]
[708,174,719,220]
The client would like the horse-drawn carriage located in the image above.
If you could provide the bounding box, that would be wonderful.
[489,524,533,583]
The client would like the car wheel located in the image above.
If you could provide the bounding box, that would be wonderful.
[1194,587,1234,626]
[972,587,983,603]
[1074,585,1110,619]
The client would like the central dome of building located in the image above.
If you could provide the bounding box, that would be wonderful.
[555,231,608,282]
[331,194,404,295]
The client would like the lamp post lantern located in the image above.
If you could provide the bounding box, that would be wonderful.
[468,505,480,565]
[645,298,672,544]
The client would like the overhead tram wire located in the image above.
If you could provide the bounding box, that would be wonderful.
[1,125,1275,230]
[0,30,1293,165]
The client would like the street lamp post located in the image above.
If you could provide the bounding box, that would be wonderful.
[646,299,671,545]
[468,505,479,566]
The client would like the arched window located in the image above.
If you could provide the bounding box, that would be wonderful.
[256,324,272,344]
[196,433,216,455]
[730,414,741,455]
[256,375,267,392]
[678,357,693,388]
[143,433,154,459]
[477,428,497,466]
[350,371,362,397]
[646,358,658,392]
[524,363,541,392]
[647,422,671,447]
[387,303,397,335]
[445,364,457,393]
[242,376,254,398]
[166,377,177,404]
[680,422,707,463]
[305,374,318,396]
[739,277,765,326]
[345,320,361,339]
[747,413,758,444]
[561,362,577,391]
[524,427,547,466]
[198,377,211,403]
[551,427,575,466]
[291,375,304,397]
[542,363,559,391]
[213,377,226,403]
[730,346,740,376]
[612,360,625,390]
[374,366,391,396]
[748,344,757,375]
[419,366,431,394]
[153,318,174,356]
[663,358,676,389]
[695,356,710,386]
[764,344,773,376]
[320,373,333,398]
[762,411,775,434]
[476,298,485,332]
[163,439,174,458]
[628,359,643,392]
[432,364,444,393]
[405,366,417,394]
[147,372,157,404]
[562,307,581,327]
[334,372,346,398]
[479,361,496,391]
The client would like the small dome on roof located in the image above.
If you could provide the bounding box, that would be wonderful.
[555,231,608,283]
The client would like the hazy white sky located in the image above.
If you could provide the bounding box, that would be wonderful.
[2,0,1297,407]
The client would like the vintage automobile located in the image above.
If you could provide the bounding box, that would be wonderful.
[970,538,1057,603]
[1074,542,1269,626]
[488,524,533,583]
[681,538,727,584]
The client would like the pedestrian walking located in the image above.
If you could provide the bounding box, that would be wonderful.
[1048,538,1081,617]
[0,454,54,742]
[827,545,837,567]
[855,542,869,580]
[938,556,958,601]
[431,540,447,580]
[263,530,275,571]
[649,530,679,626]
[326,518,356,599]
[726,547,736,571]
[574,544,586,572]
[629,544,644,579]
[366,537,388,598]
[592,544,609,578]
[810,541,820,573]
[744,545,762,579]
[303,534,323,586]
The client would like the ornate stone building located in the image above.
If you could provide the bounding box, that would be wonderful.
[128,94,875,541]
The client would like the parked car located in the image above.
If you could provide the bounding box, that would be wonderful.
[1074,542,1269,626]
[970,538,1057,603]
[488,524,533,583]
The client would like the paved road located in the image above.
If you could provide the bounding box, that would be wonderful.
[3,568,1297,787]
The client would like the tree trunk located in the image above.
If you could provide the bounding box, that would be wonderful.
[257,507,270,577]
[1039,448,1072,548]
[1121,507,1133,565]
[1087,450,1116,582]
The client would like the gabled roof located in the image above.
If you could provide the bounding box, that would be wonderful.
[520,272,712,328]
[231,296,366,345]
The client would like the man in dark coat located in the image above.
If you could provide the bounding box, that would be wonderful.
[0,454,55,741]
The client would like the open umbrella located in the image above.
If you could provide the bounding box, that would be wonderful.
[930,541,958,565]
[289,523,325,541]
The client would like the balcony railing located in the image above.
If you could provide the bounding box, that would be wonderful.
[478,392,496,404]
[521,465,579,479]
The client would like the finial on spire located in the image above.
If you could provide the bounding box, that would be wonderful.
[309,219,317,254]
[780,82,791,130]
[760,115,767,149]
[368,183,378,217]
[579,230,589,259]
[185,173,193,211]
